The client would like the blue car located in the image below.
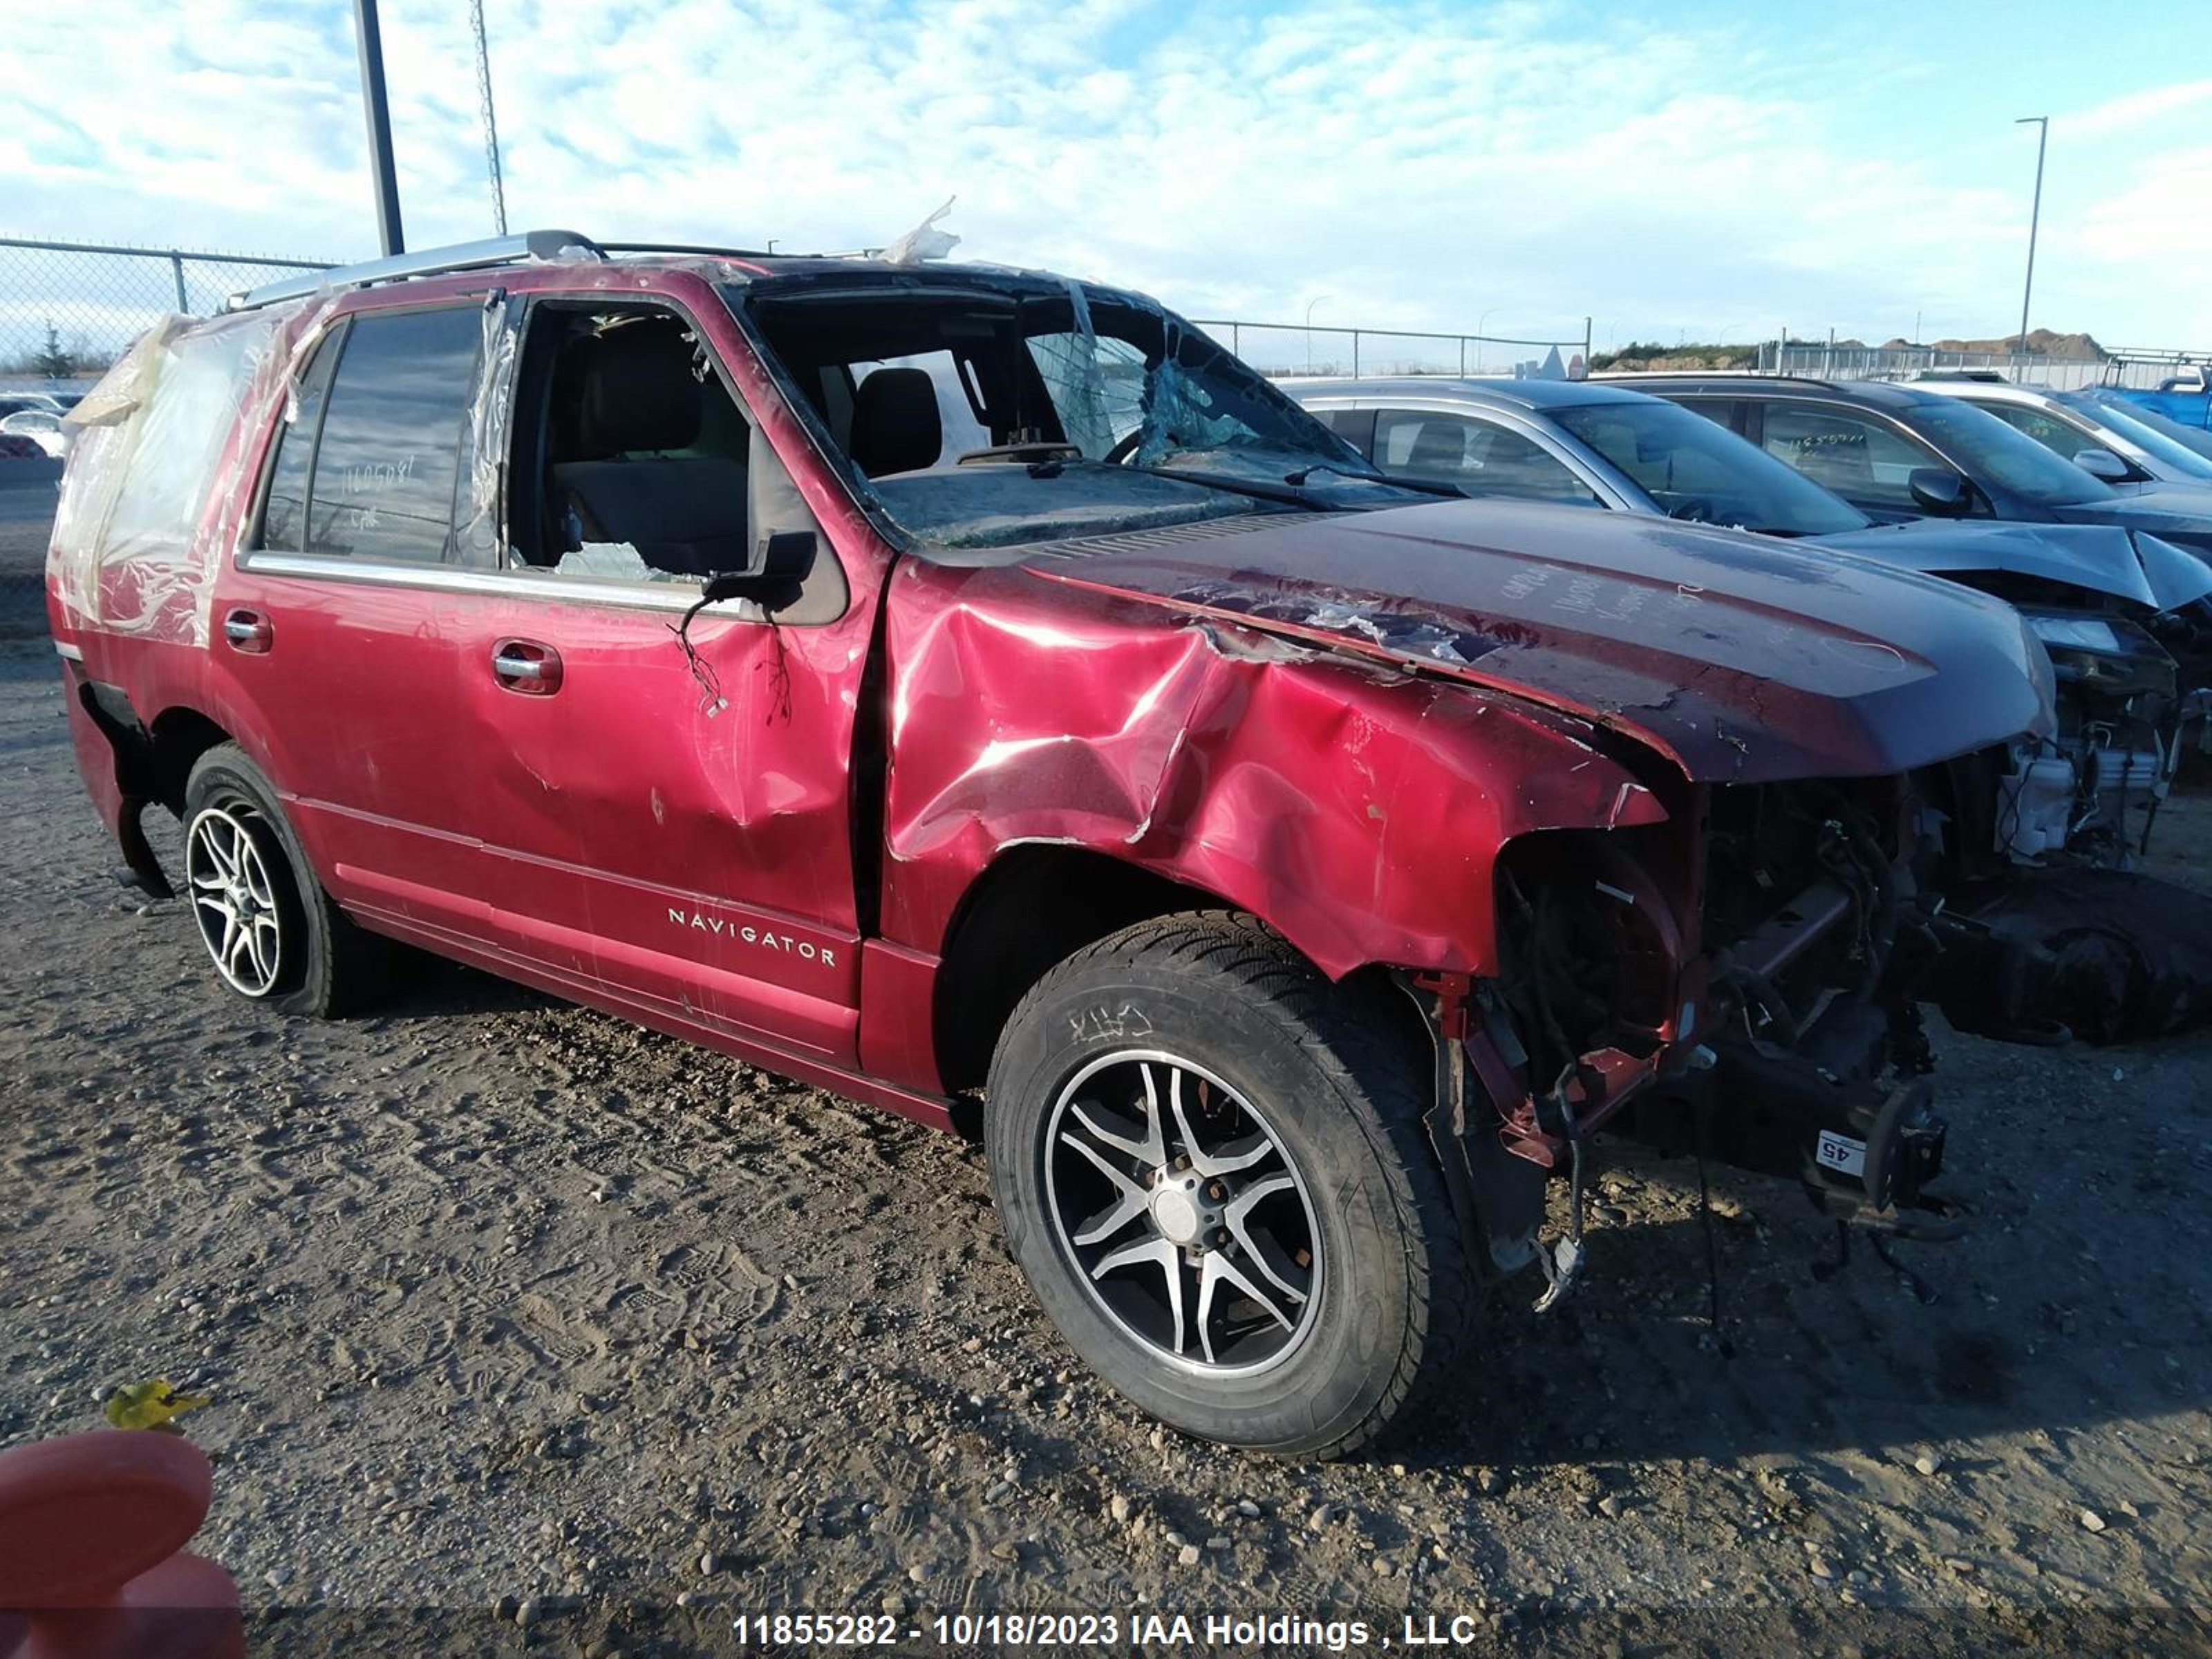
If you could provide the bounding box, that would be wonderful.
[2106,365,2211,432]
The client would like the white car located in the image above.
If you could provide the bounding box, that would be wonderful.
[1913,376,2212,497]
[0,409,66,458]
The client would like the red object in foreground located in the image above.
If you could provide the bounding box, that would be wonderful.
[0,1431,242,1659]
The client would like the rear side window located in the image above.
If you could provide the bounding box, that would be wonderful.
[1372,409,1598,504]
[1759,403,1941,509]
[258,324,342,552]
[1678,397,1746,434]
[259,306,485,563]
[1980,402,2097,460]
[1310,407,1376,456]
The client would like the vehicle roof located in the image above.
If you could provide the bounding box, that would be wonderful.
[1910,379,2072,406]
[243,242,1161,318]
[1277,375,1651,411]
[1602,373,1942,407]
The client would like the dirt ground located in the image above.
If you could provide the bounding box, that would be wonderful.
[3,572,2211,1652]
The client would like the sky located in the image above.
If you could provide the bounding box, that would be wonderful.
[3,0,2209,353]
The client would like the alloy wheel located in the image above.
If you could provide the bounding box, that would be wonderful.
[1043,1049,1322,1376]
[185,805,287,997]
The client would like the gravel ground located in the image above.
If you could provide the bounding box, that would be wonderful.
[2,561,2210,1653]
[0,462,60,639]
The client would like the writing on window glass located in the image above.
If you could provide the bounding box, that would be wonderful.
[339,453,419,498]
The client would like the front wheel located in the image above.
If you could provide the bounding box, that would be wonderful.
[985,913,1475,1458]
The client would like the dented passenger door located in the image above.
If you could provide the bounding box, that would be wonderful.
[450,284,878,1068]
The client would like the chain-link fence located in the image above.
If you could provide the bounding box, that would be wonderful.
[1194,319,1593,381]
[1755,339,2210,391]
[0,237,334,397]
[0,238,334,636]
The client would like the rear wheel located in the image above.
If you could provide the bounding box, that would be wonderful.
[182,744,392,1017]
[986,912,1474,1458]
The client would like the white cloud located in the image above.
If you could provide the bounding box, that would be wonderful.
[2064,77,2212,139]
[1,1,2206,353]
[2075,146,2212,344]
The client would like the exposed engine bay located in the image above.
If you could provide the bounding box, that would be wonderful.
[1427,736,2212,1316]
[1989,609,2197,865]
[1424,776,1975,1309]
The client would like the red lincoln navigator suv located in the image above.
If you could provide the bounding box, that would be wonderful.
[48,230,2052,1456]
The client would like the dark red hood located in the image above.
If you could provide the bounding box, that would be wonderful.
[1026,498,2055,782]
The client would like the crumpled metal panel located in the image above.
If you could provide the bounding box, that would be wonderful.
[1024,498,2057,783]
[1821,518,2212,613]
[879,556,1666,982]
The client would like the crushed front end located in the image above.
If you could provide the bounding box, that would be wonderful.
[1421,773,1983,1300]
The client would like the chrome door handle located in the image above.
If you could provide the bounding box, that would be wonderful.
[491,639,563,695]
[221,609,272,653]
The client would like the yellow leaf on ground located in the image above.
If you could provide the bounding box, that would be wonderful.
[103,1378,212,1430]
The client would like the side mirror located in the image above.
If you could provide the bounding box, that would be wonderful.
[2072,447,2134,484]
[702,531,816,608]
[1907,467,1971,516]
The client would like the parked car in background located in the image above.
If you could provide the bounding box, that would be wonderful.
[1609,374,2212,550]
[2108,395,2212,464]
[46,232,2057,1455]
[2106,364,2211,431]
[1290,375,2211,867]
[0,391,66,419]
[0,409,66,458]
[1909,375,2212,495]
[1613,377,2212,704]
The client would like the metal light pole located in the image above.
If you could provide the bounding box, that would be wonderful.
[468,0,507,235]
[353,0,405,254]
[1474,306,1498,373]
[2015,115,2048,356]
[1305,294,1329,373]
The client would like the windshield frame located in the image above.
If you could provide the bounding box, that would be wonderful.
[2062,390,2212,482]
[721,269,1409,559]
[1906,395,2119,507]
[1549,395,1874,536]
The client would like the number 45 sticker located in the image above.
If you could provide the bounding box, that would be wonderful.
[1817,1130,1867,1178]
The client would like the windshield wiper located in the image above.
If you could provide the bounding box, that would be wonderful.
[1284,459,1460,500]
[1121,463,1337,511]
[1283,460,1385,487]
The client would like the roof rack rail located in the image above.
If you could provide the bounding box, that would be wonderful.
[597,241,777,260]
[226,228,607,312]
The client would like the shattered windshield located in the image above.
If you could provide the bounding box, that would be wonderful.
[733,274,1422,551]
[1553,398,1869,536]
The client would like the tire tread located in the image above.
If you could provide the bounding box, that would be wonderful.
[1000,909,1477,1459]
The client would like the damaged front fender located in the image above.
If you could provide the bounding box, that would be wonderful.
[878,556,1667,982]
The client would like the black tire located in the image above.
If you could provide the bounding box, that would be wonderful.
[985,911,1475,1459]
[181,742,393,1018]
